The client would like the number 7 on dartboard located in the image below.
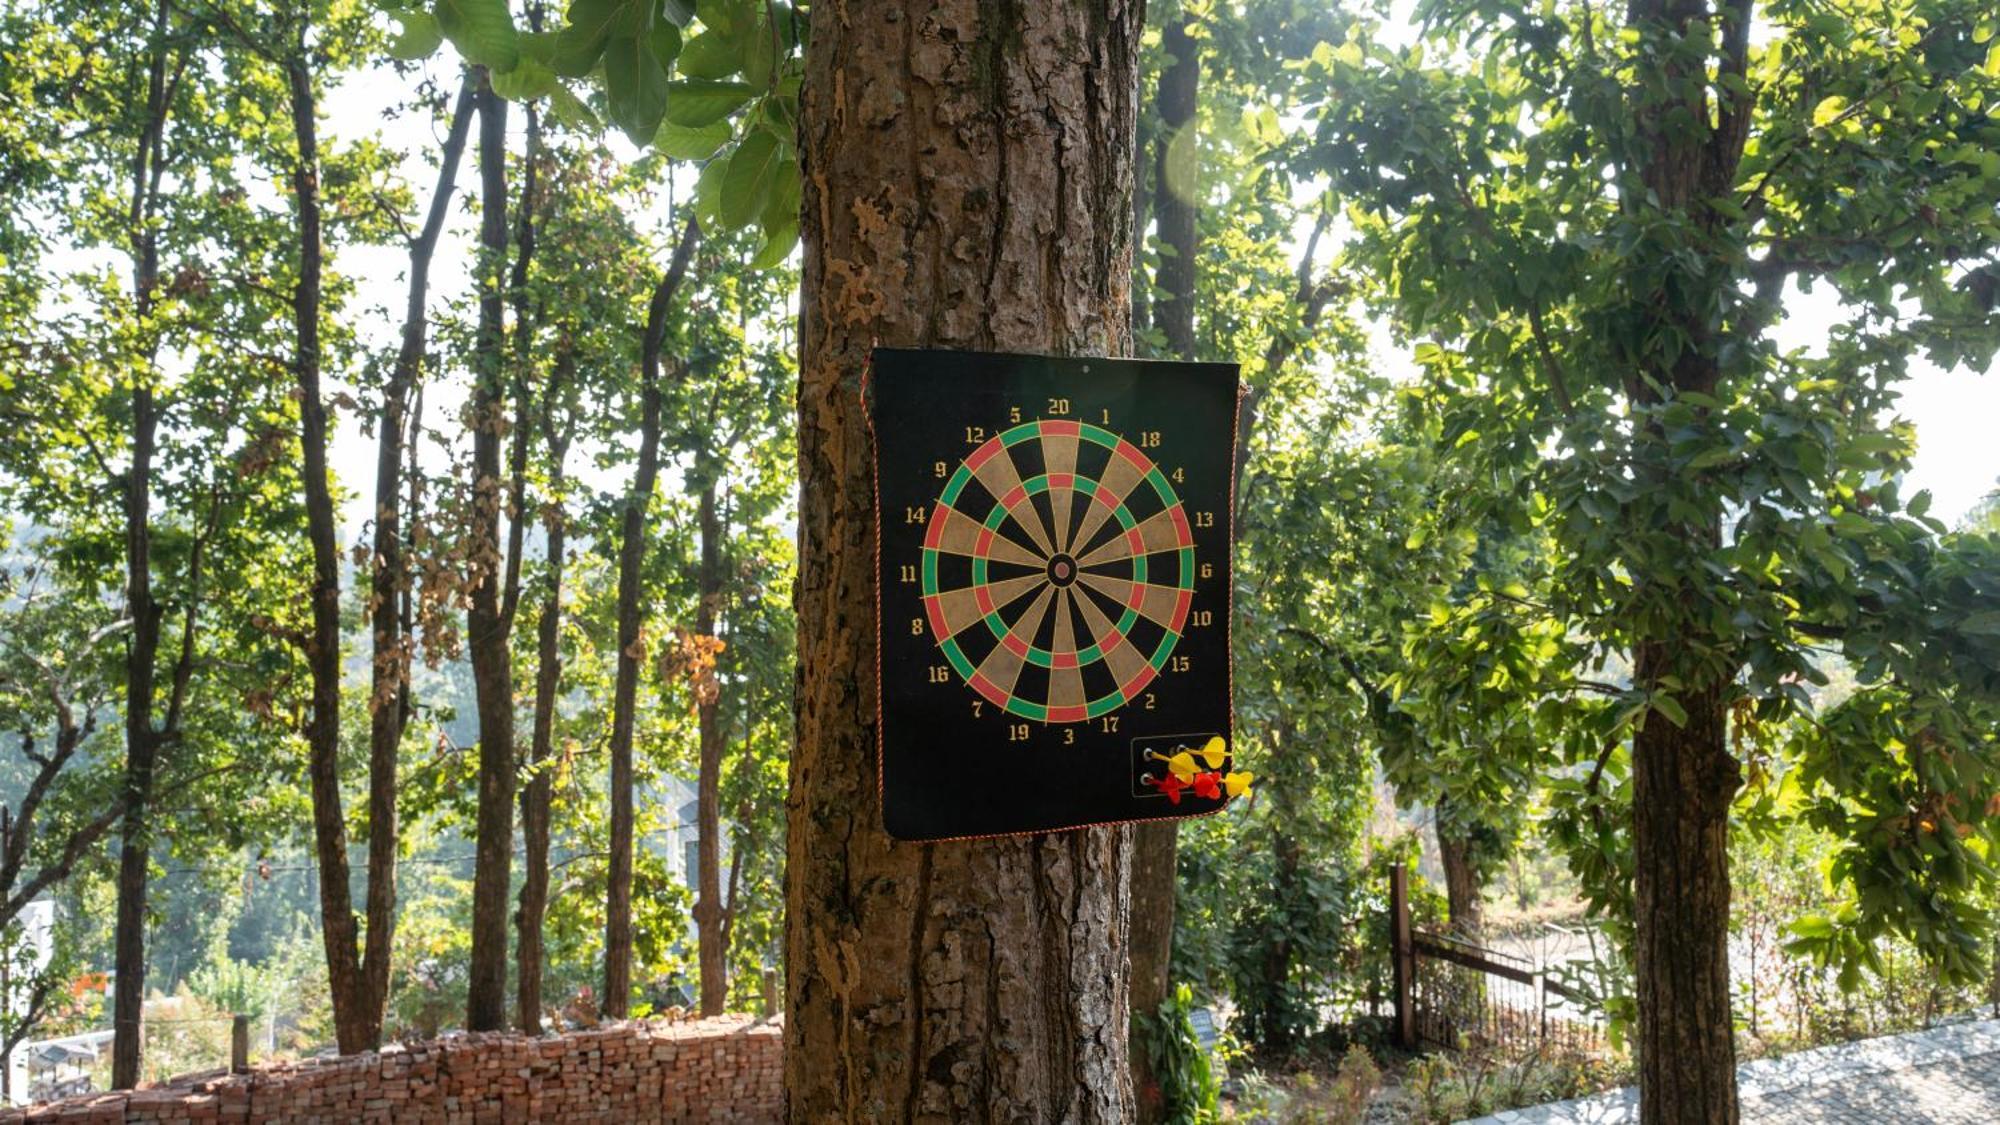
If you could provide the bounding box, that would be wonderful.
[870,349,1241,841]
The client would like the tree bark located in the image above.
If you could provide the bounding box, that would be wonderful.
[463,69,515,1034]
[364,70,475,1047]
[603,216,699,1019]
[516,344,573,1035]
[1150,18,1200,361]
[1434,814,1484,936]
[693,480,726,1016]
[787,3,1143,1119]
[111,4,177,1087]
[1630,666,1737,1123]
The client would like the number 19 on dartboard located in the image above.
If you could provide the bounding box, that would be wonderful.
[870,349,1241,841]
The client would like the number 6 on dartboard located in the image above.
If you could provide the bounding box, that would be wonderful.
[870,348,1241,841]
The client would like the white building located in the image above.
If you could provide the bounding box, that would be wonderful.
[3,900,55,1106]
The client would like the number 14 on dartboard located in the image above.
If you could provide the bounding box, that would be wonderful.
[870,349,1241,841]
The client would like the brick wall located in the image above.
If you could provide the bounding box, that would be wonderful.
[3,1014,781,1124]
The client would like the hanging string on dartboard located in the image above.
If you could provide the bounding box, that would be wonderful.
[918,419,1196,725]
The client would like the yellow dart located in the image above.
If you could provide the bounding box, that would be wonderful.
[1196,736,1228,769]
[1224,771,1255,797]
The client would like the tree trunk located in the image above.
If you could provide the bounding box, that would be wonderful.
[463,70,515,1033]
[693,480,726,1016]
[365,70,475,1046]
[517,342,573,1035]
[1622,0,1751,1114]
[1150,17,1200,362]
[603,216,699,1019]
[285,46,374,1057]
[1435,818,1484,936]
[1130,21,1201,1117]
[111,6,175,1087]
[1630,662,1737,1123]
[787,2,1143,1119]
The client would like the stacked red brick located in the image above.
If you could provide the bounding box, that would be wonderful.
[1,1014,782,1124]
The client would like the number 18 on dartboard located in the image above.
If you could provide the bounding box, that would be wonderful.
[871,349,1241,840]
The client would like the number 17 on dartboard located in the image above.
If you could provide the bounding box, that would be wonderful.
[870,349,1241,841]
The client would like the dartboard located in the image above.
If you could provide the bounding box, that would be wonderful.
[920,419,1194,724]
[872,349,1240,841]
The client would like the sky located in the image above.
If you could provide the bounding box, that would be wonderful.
[311,34,2000,535]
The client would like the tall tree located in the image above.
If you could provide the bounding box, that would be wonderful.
[109,1,191,1086]
[1314,0,2000,1117]
[603,215,699,1018]
[788,1,1143,1117]
[463,67,515,1033]
[277,9,372,1056]
[365,69,476,1043]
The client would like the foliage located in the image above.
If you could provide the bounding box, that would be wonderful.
[1229,1043,1381,1125]
[1143,982,1221,1125]
[1404,1046,1628,1125]
[1309,0,2000,1002]
[381,0,803,264]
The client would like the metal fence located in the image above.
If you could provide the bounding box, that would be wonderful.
[1390,865,1607,1055]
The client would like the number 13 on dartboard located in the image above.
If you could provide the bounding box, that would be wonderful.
[870,349,1241,841]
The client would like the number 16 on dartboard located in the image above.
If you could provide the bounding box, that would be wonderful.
[870,349,1241,841]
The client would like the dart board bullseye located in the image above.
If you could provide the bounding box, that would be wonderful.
[872,349,1240,841]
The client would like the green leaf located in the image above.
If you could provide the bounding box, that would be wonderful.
[435,0,520,71]
[678,29,744,80]
[1960,610,2000,637]
[693,156,729,230]
[651,20,684,69]
[1811,95,1847,126]
[696,0,746,37]
[389,11,445,60]
[718,127,781,230]
[603,32,670,142]
[546,83,601,130]
[749,220,798,269]
[663,79,754,127]
[490,57,557,100]
[1651,693,1688,729]
[654,119,731,161]
[549,0,620,77]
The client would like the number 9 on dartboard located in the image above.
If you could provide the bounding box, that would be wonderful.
[870,349,1241,840]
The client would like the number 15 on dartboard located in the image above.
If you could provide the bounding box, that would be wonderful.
[870,349,1241,841]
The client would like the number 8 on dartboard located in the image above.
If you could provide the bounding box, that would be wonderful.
[870,349,1241,841]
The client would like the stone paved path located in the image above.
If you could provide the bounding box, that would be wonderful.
[1462,1017,2000,1124]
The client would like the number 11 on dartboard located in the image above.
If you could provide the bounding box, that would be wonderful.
[870,349,1242,841]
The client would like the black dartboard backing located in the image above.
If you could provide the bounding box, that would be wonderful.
[870,349,1240,840]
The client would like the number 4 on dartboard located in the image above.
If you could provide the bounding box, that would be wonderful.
[871,349,1240,841]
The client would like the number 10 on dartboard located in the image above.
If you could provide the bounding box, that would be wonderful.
[870,349,1241,841]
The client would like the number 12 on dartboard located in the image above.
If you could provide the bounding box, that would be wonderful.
[870,349,1241,841]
